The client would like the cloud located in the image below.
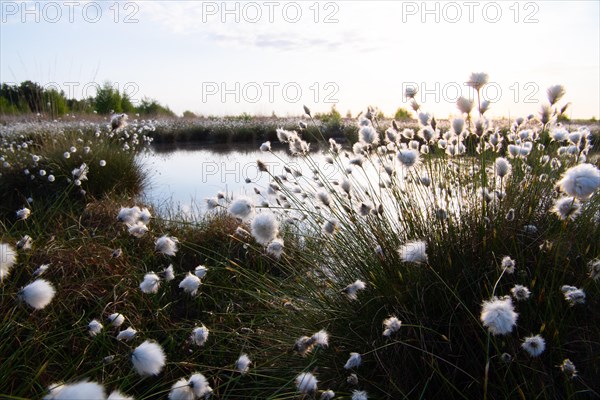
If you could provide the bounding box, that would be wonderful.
[136,1,385,52]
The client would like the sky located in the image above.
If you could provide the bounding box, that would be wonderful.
[1,0,599,119]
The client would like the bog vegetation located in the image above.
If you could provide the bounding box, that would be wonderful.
[0,73,599,400]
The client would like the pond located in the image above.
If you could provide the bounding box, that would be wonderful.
[137,142,337,217]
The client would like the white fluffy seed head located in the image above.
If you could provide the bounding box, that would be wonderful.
[344,352,362,369]
[108,313,125,327]
[194,265,208,278]
[480,297,518,335]
[235,354,252,374]
[107,390,134,400]
[344,280,366,300]
[131,340,166,376]
[228,197,254,219]
[43,380,106,400]
[551,196,582,221]
[191,325,209,346]
[521,334,546,357]
[179,272,202,296]
[251,212,279,245]
[556,163,600,200]
[88,319,104,337]
[116,327,137,341]
[155,235,179,256]
[168,378,193,400]
[383,317,402,337]
[266,238,284,258]
[295,372,318,394]
[397,149,419,168]
[494,157,512,178]
[140,272,161,294]
[19,279,56,310]
[189,373,212,398]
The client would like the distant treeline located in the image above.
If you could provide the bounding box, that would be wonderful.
[0,81,175,117]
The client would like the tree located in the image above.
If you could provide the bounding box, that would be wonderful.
[394,107,412,121]
[121,92,135,114]
[94,82,123,114]
[136,97,175,117]
[43,88,68,117]
[19,81,44,113]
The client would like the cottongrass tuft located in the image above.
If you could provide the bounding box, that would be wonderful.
[551,196,581,221]
[456,96,474,115]
[556,163,600,200]
[228,196,254,220]
[88,319,104,337]
[343,280,366,300]
[251,212,279,245]
[0,242,17,281]
[398,240,428,264]
[33,263,50,277]
[140,272,161,294]
[16,207,31,220]
[191,325,209,346]
[194,265,208,278]
[266,238,284,258]
[317,190,331,207]
[164,264,175,281]
[116,327,137,341]
[294,330,328,356]
[107,390,134,400]
[235,354,252,374]
[19,279,56,310]
[295,372,318,394]
[383,316,402,337]
[344,352,362,369]
[107,313,125,327]
[322,219,339,235]
[480,297,518,335]
[510,285,531,301]
[467,72,489,91]
[397,149,419,168]
[547,84,566,105]
[521,334,546,357]
[17,234,33,250]
[179,272,202,296]
[500,256,516,274]
[294,336,313,356]
[561,285,585,306]
[311,329,329,348]
[131,340,166,376]
[352,390,369,400]
[155,235,179,256]
[43,380,105,400]
[189,373,213,398]
[117,206,141,225]
[560,358,577,378]
[494,157,512,178]
[320,389,336,400]
[589,259,600,281]
[168,377,194,400]
[260,141,271,152]
[127,221,149,238]
[359,125,379,146]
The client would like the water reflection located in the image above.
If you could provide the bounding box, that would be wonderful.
[138,142,332,217]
